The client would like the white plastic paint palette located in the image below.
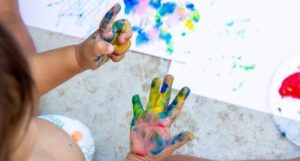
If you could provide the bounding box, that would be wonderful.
[269,53,300,147]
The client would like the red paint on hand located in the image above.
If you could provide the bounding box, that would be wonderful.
[279,72,300,99]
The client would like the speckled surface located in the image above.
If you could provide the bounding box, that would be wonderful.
[28,27,300,161]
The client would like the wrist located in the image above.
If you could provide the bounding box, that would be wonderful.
[74,44,87,72]
[125,153,157,161]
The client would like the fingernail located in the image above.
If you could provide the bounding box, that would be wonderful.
[108,44,114,53]
[186,132,195,141]
[115,3,121,11]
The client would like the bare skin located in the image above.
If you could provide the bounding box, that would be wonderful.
[2,2,131,161]
[0,0,36,55]
[2,1,300,161]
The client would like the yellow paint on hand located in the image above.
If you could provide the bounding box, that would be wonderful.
[114,40,131,54]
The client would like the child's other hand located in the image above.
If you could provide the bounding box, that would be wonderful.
[75,3,132,70]
[127,75,194,161]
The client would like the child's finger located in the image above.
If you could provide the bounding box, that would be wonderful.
[147,78,161,110]
[113,40,131,56]
[118,32,133,44]
[99,3,121,39]
[166,87,190,120]
[155,75,174,111]
[132,95,144,117]
[109,53,126,62]
[165,131,194,154]
[117,20,133,44]
[95,40,115,55]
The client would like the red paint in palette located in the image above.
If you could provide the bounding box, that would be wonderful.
[279,72,300,99]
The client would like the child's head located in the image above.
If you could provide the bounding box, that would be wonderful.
[0,23,36,161]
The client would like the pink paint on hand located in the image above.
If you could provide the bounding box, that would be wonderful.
[279,72,300,99]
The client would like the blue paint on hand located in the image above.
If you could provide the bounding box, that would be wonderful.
[167,99,178,112]
[150,133,165,155]
[167,104,174,112]
[103,11,114,29]
[169,132,186,146]
[158,112,169,119]
[161,83,169,93]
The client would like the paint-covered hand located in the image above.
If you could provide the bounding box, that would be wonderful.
[75,3,132,70]
[127,75,194,161]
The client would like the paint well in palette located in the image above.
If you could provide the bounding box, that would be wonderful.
[279,72,300,99]
[123,0,200,54]
[269,54,300,147]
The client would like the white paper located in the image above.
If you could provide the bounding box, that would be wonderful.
[169,0,300,113]
[19,0,201,61]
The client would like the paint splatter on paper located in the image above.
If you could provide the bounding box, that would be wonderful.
[123,0,200,54]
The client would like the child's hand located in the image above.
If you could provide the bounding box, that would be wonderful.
[75,3,132,70]
[127,75,194,161]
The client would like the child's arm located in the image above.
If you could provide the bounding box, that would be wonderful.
[30,3,132,95]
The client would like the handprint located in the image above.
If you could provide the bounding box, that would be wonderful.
[128,75,194,161]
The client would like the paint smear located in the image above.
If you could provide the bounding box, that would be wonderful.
[232,56,256,71]
[123,0,200,54]
[232,82,244,92]
[279,72,300,99]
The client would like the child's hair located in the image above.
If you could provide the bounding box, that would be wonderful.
[0,23,35,161]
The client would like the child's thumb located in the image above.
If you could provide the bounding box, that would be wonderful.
[96,40,114,55]
[167,131,194,153]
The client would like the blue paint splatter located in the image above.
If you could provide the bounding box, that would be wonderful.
[278,107,282,112]
[226,21,234,27]
[124,0,139,14]
[182,32,186,36]
[281,131,286,137]
[186,3,195,11]
[237,30,246,38]
[158,2,177,17]
[154,15,163,28]
[159,32,172,44]
[134,26,150,46]
[149,0,161,9]
[159,32,174,53]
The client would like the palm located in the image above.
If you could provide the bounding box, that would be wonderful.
[129,75,194,160]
